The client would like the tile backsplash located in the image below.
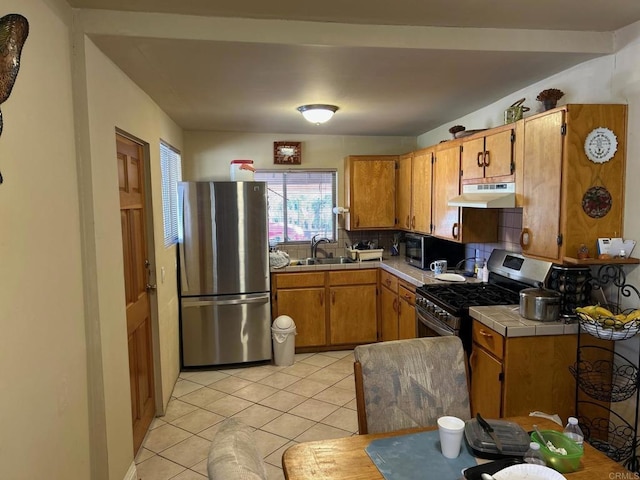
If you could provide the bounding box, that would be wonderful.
[465,208,524,261]
[274,208,523,262]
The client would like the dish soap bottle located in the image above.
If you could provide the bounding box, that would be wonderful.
[481,261,489,283]
[523,442,546,465]
[563,417,584,447]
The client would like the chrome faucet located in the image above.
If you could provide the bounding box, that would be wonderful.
[311,234,331,258]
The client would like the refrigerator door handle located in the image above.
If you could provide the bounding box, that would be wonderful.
[183,294,270,308]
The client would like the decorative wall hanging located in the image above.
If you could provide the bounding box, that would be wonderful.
[584,127,618,164]
[274,141,301,165]
[582,185,612,219]
[0,13,29,184]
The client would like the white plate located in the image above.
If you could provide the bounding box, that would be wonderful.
[493,464,566,480]
[434,273,467,282]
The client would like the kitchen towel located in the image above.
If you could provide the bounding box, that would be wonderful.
[365,429,477,480]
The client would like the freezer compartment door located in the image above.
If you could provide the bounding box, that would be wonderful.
[180,293,272,367]
[178,181,269,296]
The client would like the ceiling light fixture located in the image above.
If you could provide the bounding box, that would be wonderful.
[297,104,339,124]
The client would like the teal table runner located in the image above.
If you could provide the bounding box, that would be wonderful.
[365,429,477,479]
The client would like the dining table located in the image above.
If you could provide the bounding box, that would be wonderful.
[282,416,631,479]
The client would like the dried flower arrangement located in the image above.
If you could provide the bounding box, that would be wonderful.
[536,88,565,110]
[536,88,564,102]
[448,125,466,138]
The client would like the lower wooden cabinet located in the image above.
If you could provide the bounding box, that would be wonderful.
[271,269,378,350]
[470,321,578,422]
[379,270,416,342]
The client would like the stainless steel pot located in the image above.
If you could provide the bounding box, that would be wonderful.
[519,284,561,321]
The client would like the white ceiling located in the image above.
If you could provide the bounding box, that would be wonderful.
[69,0,640,136]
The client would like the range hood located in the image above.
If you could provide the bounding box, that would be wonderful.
[448,183,516,208]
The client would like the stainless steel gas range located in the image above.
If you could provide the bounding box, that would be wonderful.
[415,249,553,352]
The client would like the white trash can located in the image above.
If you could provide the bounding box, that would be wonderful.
[272,315,297,366]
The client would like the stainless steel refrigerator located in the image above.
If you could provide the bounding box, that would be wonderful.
[178,181,272,367]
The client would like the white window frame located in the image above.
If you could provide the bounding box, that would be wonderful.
[255,169,337,244]
[160,141,182,247]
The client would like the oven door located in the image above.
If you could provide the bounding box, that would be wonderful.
[416,307,456,338]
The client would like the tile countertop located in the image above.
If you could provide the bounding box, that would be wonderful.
[470,305,579,338]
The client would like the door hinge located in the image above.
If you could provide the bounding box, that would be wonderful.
[511,131,515,143]
[395,161,399,169]
[431,154,435,164]
[510,161,515,175]
[498,372,504,382]
[557,234,563,245]
[561,124,567,135]
[460,169,463,177]
[459,145,463,154]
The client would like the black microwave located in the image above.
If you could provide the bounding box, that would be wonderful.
[405,233,464,271]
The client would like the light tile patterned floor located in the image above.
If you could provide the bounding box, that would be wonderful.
[135,350,358,480]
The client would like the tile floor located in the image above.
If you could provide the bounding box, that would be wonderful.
[135,350,358,480]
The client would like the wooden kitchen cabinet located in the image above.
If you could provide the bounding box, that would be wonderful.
[344,155,397,230]
[272,269,378,351]
[521,104,627,263]
[432,142,499,243]
[396,148,433,234]
[379,269,416,341]
[470,321,578,422]
[271,272,326,348]
[329,270,378,345]
[461,126,515,183]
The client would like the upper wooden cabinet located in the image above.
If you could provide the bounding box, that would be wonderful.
[344,155,398,230]
[521,104,627,263]
[461,126,516,184]
[396,148,433,234]
[432,142,499,243]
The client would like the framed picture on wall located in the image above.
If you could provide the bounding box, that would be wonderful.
[274,141,301,165]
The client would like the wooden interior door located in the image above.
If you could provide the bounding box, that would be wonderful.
[117,133,155,454]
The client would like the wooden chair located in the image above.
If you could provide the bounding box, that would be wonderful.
[353,336,471,434]
[207,418,268,480]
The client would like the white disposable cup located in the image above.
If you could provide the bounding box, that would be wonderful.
[437,416,466,459]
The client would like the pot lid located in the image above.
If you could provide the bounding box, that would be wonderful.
[520,286,561,299]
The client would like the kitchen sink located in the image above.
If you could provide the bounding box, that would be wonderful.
[316,256,355,264]
[298,257,355,265]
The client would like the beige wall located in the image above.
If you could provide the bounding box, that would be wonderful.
[183,131,416,206]
[0,0,91,478]
[75,35,184,478]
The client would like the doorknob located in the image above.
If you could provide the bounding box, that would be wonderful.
[146,283,157,292]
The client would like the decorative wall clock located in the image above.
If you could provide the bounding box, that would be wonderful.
[584,127,617,164]
[274,141,301,165]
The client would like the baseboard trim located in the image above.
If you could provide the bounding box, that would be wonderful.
[123,461,137,480]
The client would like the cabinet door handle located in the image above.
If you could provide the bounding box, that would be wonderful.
[406,215,410,228]
[484,150,490,166]
[411,216,416,228]
[393,298,398,313]
[452,222,459,239]
[477,151,484,167]
[520,228,530,249]
[332,291,335,305]
[397,299,402,315]
[478,329,493,338]
[385,278,391,287]
[356,215,360,227]
[319,292,324,306]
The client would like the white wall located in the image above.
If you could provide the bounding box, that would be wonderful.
[418,21,640,295]
[0,0,91,478]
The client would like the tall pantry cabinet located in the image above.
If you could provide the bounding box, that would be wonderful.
[521,104,627,263]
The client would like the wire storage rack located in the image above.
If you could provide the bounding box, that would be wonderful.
[571,264,640,472]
